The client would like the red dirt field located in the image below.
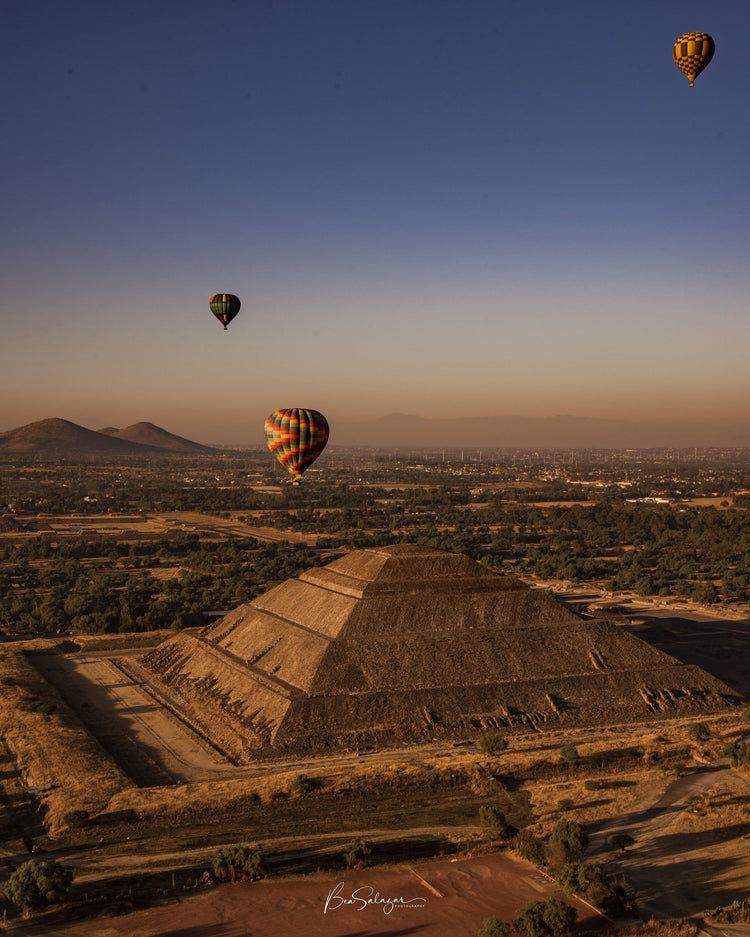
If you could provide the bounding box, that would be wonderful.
[14,853,603,937]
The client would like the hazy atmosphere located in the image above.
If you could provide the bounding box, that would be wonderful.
[3,0,750,446]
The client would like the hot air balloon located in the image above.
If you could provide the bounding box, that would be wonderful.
[673,32,715,87]
[209,293,241,330]
[264,408,329,485]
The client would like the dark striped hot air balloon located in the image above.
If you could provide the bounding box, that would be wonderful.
[264,408,329,485]
[209,293,241,330]
[673,32,715,87]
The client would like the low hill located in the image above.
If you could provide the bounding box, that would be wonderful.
[0,418,213,456]
[102,422,214,453]
[0,418,147,454]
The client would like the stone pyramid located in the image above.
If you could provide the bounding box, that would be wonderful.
[141,545,739,756]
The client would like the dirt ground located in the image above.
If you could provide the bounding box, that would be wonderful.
[586,764,750,920]
[29,648,234,785]
[9,852,603,937]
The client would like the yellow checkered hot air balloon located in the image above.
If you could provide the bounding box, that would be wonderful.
[264,408,329,485]
[673,32,715,87]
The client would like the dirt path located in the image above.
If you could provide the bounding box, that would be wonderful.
[589,762,750,920]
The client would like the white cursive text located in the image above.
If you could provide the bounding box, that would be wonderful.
[324,881,427,915]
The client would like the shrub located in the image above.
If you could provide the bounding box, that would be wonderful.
[288,773,315,794]
[212,845,265,883]
[4,859,73,911]
[708,898,750,924]
[557,799,575,812]
[343,838,372,869]
[62,809,90,829]
[723,740,750,767]
[479,731,509,755]
[559,744,580,768]
[687,722,710,742]
[584,779,601,791]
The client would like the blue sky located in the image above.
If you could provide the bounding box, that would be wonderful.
[2,0,749,444]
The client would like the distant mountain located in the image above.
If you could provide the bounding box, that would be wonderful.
[0,418,215,456]
[334,413,750,449]
[100,422,213,453]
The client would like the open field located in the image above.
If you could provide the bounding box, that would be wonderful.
[0,510,317,545]
[7,852,604,937]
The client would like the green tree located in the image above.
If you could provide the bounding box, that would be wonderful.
[596,873,638,915]
[556,862,637,916]
[607,833,635,854]
[4,859,74,911]
[557,862,599,896]
[691,581,718,605]
[479,805,514,843]
[212,845,265,883]
[515,829,545,865]
[547,819,588,866]
[513,898,577,937]
[478,917,511,937]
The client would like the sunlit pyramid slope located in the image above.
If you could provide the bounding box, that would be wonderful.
[141,545,740,756]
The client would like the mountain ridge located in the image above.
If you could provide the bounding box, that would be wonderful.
[0,418,215,455]
[334,412,750,449]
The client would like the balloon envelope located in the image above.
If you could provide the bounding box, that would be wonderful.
[264,408,329,484]
[209,293,241,330]
[673,32,714,86]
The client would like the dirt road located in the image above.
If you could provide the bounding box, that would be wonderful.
[589,761,750,920]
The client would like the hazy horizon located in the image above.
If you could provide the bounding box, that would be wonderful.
[3,1,750,445]
[3,410,750,451]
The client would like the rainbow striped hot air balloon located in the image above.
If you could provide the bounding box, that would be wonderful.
[209,293,241,330]
[264,408,329,485]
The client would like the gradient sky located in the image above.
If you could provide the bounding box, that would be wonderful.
[2,0,750,445]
